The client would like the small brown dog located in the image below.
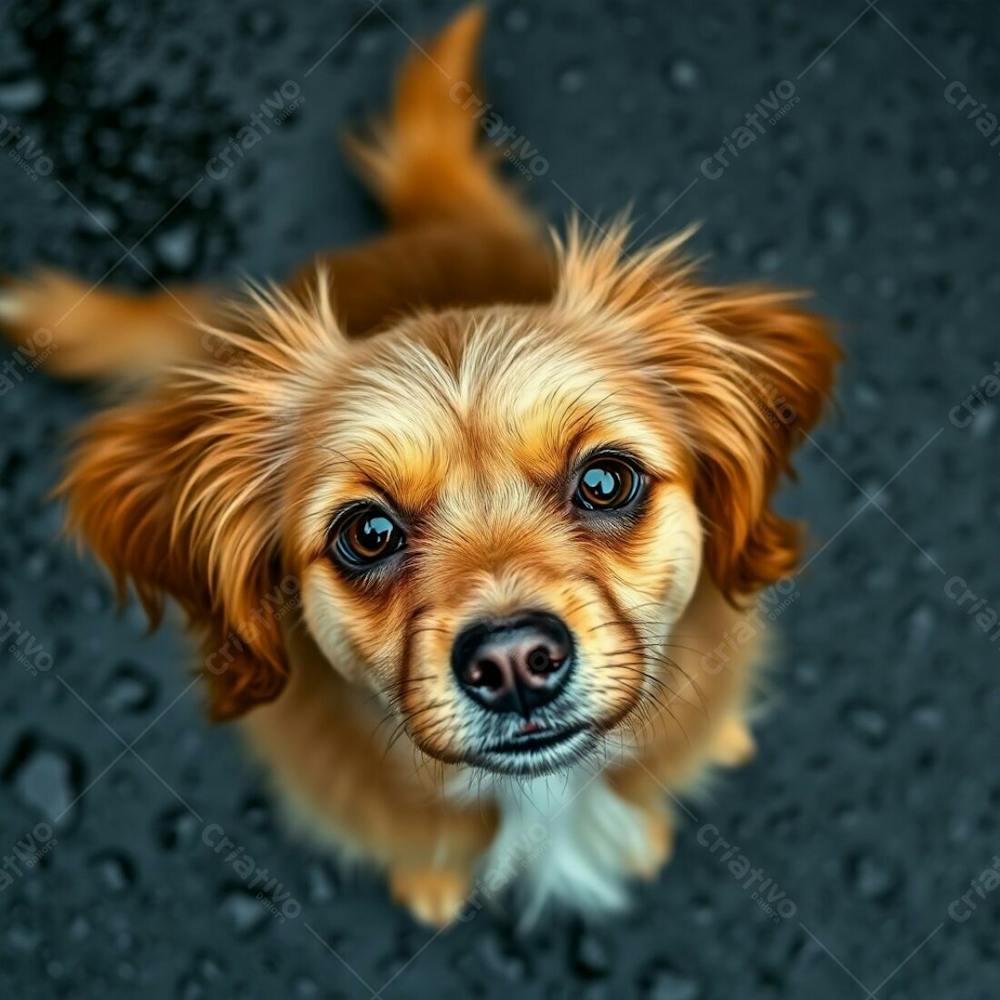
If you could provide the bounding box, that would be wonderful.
[0,6,838,925]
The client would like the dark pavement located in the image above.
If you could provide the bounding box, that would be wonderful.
[1,1,998,997]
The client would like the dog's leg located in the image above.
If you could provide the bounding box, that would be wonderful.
[388,866,473,927]
[0,270,217,380]
[625,805,676,881]
[602,766,678,884]
[610,719,753,886]
[710,716,757,768]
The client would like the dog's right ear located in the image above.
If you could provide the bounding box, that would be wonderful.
[60,279,345,719]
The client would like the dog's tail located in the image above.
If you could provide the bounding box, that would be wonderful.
[0,271,219,382]
[0,6,539,383]
[344,4,537,237]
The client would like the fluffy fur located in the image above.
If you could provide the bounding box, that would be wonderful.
[0,6,838,925]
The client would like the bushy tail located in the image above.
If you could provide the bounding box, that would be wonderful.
[0,272,216,382]
[344,4,536,236]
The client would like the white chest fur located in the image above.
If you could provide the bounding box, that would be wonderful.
[473,767,655,924]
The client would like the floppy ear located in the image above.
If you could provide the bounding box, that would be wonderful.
[679,287,840,597]
[60,280,343,718]
[555,221,840,601]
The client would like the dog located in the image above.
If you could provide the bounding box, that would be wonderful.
[0,6,838,925]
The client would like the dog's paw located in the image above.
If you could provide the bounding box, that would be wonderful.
[711,717,756,768]
[626,808,675,881]
[0,271,78,335]
[389,867,470,927]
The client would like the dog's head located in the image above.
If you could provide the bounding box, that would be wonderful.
[64,224,837,776]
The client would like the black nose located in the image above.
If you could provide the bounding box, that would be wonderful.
[451,612,574,717]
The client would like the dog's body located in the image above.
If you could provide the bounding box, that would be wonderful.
[0,7,837,925]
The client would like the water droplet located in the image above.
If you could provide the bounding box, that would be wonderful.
[155,806,200,850]
[0,77,46,112]
[154,221,200,272]
[972,405,996,438]
[176,975,206,1000]
[102,662,158,715]
[305,862,338,904]
[195,950,226,983]
[573,924,611,978]
[7,923,42,953]
[2,733,84,826]
[503,7,530,33]
[219,888,270,937]
[478,929,528,981]
[69,914,91,941]
[240,794,272,833]
[238,7,286,42]
[853,380,884,409]
[557,62,587,94]
[811,192,867,245]
[903,602,936,646]
[910,698,943,729]
[842,700,889,746]
[91,850,136,893]
[794,660,821,691]
[845,851,900,902]
[643,964,702,1000]
[665,57,701,93]
[77,205,120,237]
[752,242,783,273]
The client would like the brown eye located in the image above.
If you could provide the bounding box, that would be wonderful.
[332,506,405,568]
[573,456,642,512]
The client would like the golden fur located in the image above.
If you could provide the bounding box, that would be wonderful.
[0,6,838,924]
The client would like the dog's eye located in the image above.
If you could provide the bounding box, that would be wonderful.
[332,506,405,568]
[573,456,642,511]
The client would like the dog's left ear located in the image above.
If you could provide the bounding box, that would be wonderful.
[555,222,840,601]
[677,287,840,598]
[60,281,344,719]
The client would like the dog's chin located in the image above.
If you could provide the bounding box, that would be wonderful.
[467,725,598,777]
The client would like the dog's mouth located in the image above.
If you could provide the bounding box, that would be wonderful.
[472,722,593,775]
[486,722,585,755]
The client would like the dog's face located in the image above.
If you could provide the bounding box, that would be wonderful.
[62,227,837,777]
[293,308,703,774]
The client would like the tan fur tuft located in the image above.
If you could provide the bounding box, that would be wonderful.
[343,4,535,237]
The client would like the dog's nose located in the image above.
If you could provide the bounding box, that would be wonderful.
[451,612,573,716]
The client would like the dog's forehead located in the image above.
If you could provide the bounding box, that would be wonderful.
[297,313,679,540]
